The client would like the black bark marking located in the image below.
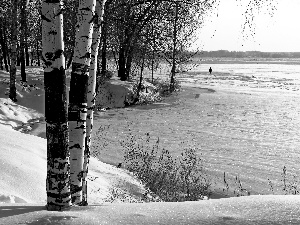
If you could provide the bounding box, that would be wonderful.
[73,119,87,124]
[69,71,89,103]
[79,52,91,60]
[68,111,80,121]
[55,8,64,16]
[75,124,86,130]
[47,191,71,200]
[41,14,51,22]
[80,7,91,12]
[45,50,64,62]
[54,49,63,59]
[77,171,83,182]
[44,68,68,124]
[69,143,81,150]
[45,52,54,60]
[70,184,82,194]
[45,0,60,3]
[84,138,90,156]
[49,30,58,36]
[89,14,98,24]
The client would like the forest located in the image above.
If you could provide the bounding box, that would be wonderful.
[196,50,300,58]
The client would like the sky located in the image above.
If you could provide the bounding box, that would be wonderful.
[197,0,300,52]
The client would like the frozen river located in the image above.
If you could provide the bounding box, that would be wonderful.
[92,60,300,196]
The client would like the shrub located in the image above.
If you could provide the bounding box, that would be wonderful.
[131,81,162,105]
[96,70,114,85]
[280,166,300,195]
[121,133,211,202]
[149,78,181,97]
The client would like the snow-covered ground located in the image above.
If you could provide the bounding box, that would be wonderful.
[1,67,300,224]
[0,67,149,204]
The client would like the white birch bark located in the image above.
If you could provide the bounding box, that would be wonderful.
[68,0,96,205]
[42,0,71,210]
[82,0,106,205]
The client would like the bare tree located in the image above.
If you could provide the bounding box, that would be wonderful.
[68,0,96,205]
[82,0,106,205]
[9,0,18,102]
[0,17,9,72]
[19,0,28,82]
[42,0,71,211]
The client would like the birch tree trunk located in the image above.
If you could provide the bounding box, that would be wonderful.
[68,0,96,205]
[42,0,71,211]
[82,0,106,205]
[9,0,18,102]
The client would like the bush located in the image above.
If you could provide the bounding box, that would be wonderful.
[131,81,162,105]
[149,78,181,96]
[121,133,211,202]
[97,70,114,85]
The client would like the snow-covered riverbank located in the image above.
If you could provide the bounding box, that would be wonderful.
[1,65,300,224]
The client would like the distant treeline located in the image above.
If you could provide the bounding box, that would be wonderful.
[195,50,300,58]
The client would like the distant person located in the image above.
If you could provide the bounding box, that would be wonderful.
[209,67,212,74]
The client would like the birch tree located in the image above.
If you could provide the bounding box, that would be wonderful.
[82,0,106,205]
[68,0,96,205]
[9,0,17,102]
[42,0,71,210]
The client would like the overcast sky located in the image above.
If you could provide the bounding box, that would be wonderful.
[196,0,300,52]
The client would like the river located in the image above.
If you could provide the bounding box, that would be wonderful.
[92,60,300,196]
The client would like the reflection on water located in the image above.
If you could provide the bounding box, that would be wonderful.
[93,62,300,195]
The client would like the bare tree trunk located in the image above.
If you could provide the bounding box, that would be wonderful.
[151,21,156,83]
[68,0,96,205]
[17,43,20,66]
[101,9,108,74]
[82,0,106,205]
[42,0,71,211]
[24,5,30,67]
[0,49,3,70]
[6,39,10,67]
[135,47,146,103]
[170,2,178,92]
[124,46,133,80]
[118,45,126,80]
[30,51,34,66]
[0,20,9,72]
[20,0,27,82]
[9,0,18,102]
[36,39,40,66]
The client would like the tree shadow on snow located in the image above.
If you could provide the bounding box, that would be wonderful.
[0,205,45,218]
[23,215,78,225]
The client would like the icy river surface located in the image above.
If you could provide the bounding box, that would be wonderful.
[93,61,300,195]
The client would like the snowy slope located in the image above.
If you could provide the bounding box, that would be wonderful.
[0,123,147,204]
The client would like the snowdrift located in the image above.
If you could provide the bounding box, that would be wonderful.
[1,195,300,224]
[0,123,147,204]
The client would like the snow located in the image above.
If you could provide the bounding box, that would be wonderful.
[1,196,300,224]
[0,68,147,204]
[1,67,300,224]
